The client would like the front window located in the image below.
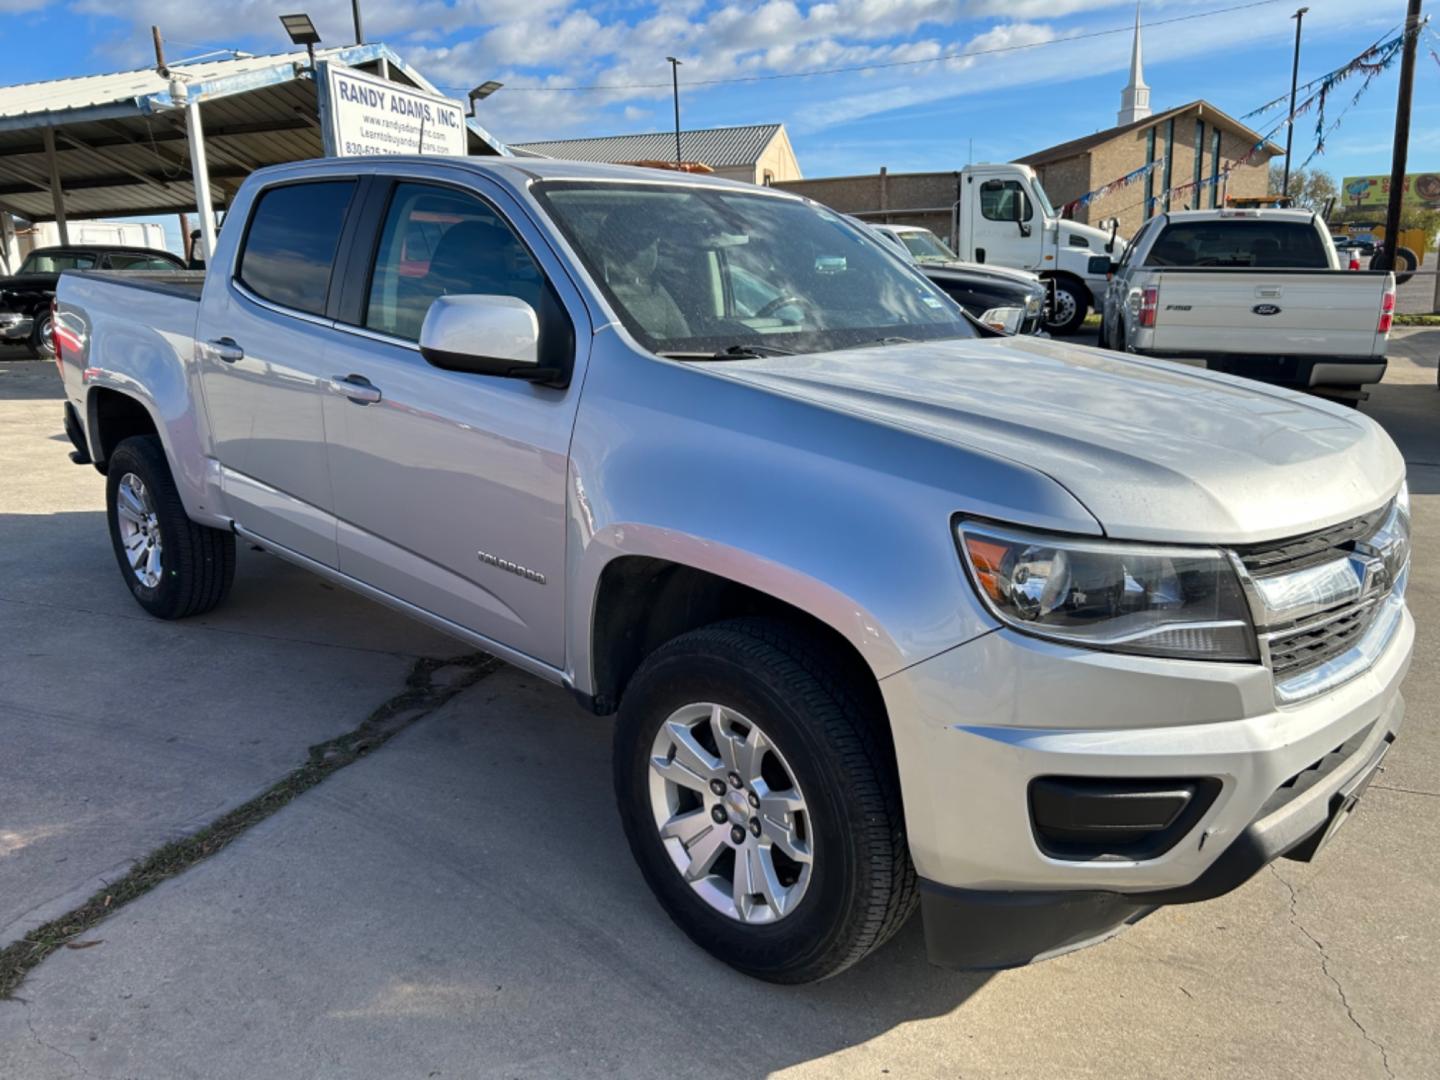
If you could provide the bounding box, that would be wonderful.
[897,229,958,264]
[533,181,974,356]
[20,251,97,273]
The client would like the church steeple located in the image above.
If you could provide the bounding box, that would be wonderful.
[1118,2,1152,126]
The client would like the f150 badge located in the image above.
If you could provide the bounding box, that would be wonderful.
[1252,303,1282,316]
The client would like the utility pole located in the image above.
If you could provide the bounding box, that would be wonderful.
[666,57,683,164]
[351,0,364,44]
[1281,7,1308,198]
[1380,0,1422,271]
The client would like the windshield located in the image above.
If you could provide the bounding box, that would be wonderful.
[533,181,975,356]
[1145,221,1329,268]
[899,230,959,263]
[1027,177,1056,219]
[19,251,97,273]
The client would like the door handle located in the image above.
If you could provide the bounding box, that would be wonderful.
[331,374,382,405]
[204,337,244,363]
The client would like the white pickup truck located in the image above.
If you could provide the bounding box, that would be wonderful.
[1098,208,1395,395]
[53,157,1411,984]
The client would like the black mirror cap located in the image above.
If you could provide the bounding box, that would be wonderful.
[420,344,566,386]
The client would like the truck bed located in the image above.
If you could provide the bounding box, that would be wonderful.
[64,269,205,301]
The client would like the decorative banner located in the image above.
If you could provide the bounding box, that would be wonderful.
[1061,157,1167,216]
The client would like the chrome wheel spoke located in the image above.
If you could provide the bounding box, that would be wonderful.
[116,474,162,587]
[648,702,813,925]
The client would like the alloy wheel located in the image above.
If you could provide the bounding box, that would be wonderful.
[115,472,163,588]
[648,702,813,923]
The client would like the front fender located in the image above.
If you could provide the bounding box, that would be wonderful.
[563,332,1101,693]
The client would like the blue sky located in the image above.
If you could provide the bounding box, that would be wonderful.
[4,0,1438,225]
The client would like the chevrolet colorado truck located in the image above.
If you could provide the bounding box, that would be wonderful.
[1098,208,1395,396]
[55,158,1412,983]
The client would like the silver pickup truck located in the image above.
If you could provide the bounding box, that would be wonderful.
[55,157,1412,984]
[1098,208,1395,394]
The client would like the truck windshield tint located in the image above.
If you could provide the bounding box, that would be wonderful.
[1146,221,1329,269]
[900,231,959,263]
[533,181,975,356]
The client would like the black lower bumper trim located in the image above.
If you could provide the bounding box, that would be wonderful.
[920,882,1153,970]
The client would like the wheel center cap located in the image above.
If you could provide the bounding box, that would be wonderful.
[725,790,749,823]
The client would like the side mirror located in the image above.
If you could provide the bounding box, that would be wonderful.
[419,295,560,384]
[1016,192,1033,237]
[1106,219,1119,254]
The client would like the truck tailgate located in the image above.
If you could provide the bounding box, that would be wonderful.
[1149,270,1388,357]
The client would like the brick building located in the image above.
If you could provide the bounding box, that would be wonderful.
[1016,102,1282,238]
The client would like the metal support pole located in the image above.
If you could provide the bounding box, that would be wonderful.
[351,0,364,44]
[666,57,682,164]
[1282,7,1308,197]
[186,99,217,262]
[1380,0,1422,271]
[43,127,69,246]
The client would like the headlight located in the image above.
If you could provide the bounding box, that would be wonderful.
[957,521,1258,662]
[1396,478,1410,518]
[1024,292,1043,318]
[979,306,1024,334]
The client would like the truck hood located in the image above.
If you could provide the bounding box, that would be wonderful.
[712,335,1403,545]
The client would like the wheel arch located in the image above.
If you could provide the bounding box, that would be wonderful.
[1040,269,1094,309]
[582,553,892,724]
[86,386,161,474]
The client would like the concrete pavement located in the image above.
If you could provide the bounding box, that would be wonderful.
[1,337,1436,1078]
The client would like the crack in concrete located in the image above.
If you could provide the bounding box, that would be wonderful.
[1373,782,1440,800]
[0,651,501,1002]
[1270,865,1395,1079]
[26,1013,93,1079]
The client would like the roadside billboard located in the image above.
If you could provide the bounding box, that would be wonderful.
[319,64,466,158]
[1341,172,1440,212]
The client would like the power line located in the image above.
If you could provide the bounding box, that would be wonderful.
[451,0,1287,95]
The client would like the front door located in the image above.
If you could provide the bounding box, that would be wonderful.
[196,178,358,566]
[321,175,586,668]
[969,177,1044,272]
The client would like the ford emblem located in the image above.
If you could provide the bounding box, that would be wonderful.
[1252,303,1282,316]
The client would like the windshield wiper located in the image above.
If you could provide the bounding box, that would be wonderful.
[657,343,797,361]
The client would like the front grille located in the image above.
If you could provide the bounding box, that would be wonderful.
[1238,501,1406,689]
[1266,599,1379,680]
[1234,504,1390,576]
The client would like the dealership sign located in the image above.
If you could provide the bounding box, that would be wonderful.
[319,64,466,158]
[1341,172,1440,213]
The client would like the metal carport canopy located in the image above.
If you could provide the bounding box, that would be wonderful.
[0,43,507,236]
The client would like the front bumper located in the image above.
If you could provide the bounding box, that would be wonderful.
[0,311,33,341]
[881,603,1412,968]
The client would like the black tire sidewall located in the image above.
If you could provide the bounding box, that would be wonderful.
[614,642,869,981]
[106,438,186,617]
[29,312,54,360]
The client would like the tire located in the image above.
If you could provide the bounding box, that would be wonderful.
[1095,308,1110,350]
[1043,276,1088,336]
[613,617,916,984]
[106,435,235,619]
[1371,245,1418,286]
[28,309,54,360]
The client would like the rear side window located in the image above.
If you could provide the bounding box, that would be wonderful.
[1145,221,1329,269]
[238,181,355,315]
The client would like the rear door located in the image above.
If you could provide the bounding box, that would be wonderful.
[195,177,359,565]
[319,169,590,668]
